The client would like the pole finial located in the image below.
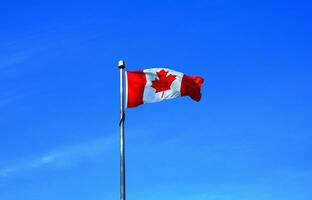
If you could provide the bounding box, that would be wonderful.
[118,60,125,69]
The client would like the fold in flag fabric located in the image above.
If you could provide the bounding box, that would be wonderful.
[126,68,204,108]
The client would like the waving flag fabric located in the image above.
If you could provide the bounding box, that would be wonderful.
[126,68,204,108]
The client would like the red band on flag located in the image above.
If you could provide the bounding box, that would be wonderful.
[127,70,147,108]
[181,75,204,101]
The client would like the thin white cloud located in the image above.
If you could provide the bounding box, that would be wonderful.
[0,49,38,70]
[0,94,23,108]
[0,20,104,71]
[0,136,116,177]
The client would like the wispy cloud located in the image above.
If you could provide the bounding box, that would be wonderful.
[0,136,116,177]
[0,94,23,108]
[0,20,104,71]
[0,48,38,70]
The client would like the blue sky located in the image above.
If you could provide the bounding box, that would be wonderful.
[0,0,312,199]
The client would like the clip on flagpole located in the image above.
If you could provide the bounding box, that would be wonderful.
[118,60,126,200]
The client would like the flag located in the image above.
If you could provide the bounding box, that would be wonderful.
[126,68,204,108]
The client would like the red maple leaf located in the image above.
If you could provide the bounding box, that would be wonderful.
[151,69,176,98]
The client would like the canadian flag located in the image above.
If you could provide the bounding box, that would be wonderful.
[126,68,204,108]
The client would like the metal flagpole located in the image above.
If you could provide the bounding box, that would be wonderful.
[118,60,126,200]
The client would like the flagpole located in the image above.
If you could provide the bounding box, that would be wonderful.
[118,60,126,200]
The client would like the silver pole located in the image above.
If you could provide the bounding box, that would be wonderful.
[118,60,126,200]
